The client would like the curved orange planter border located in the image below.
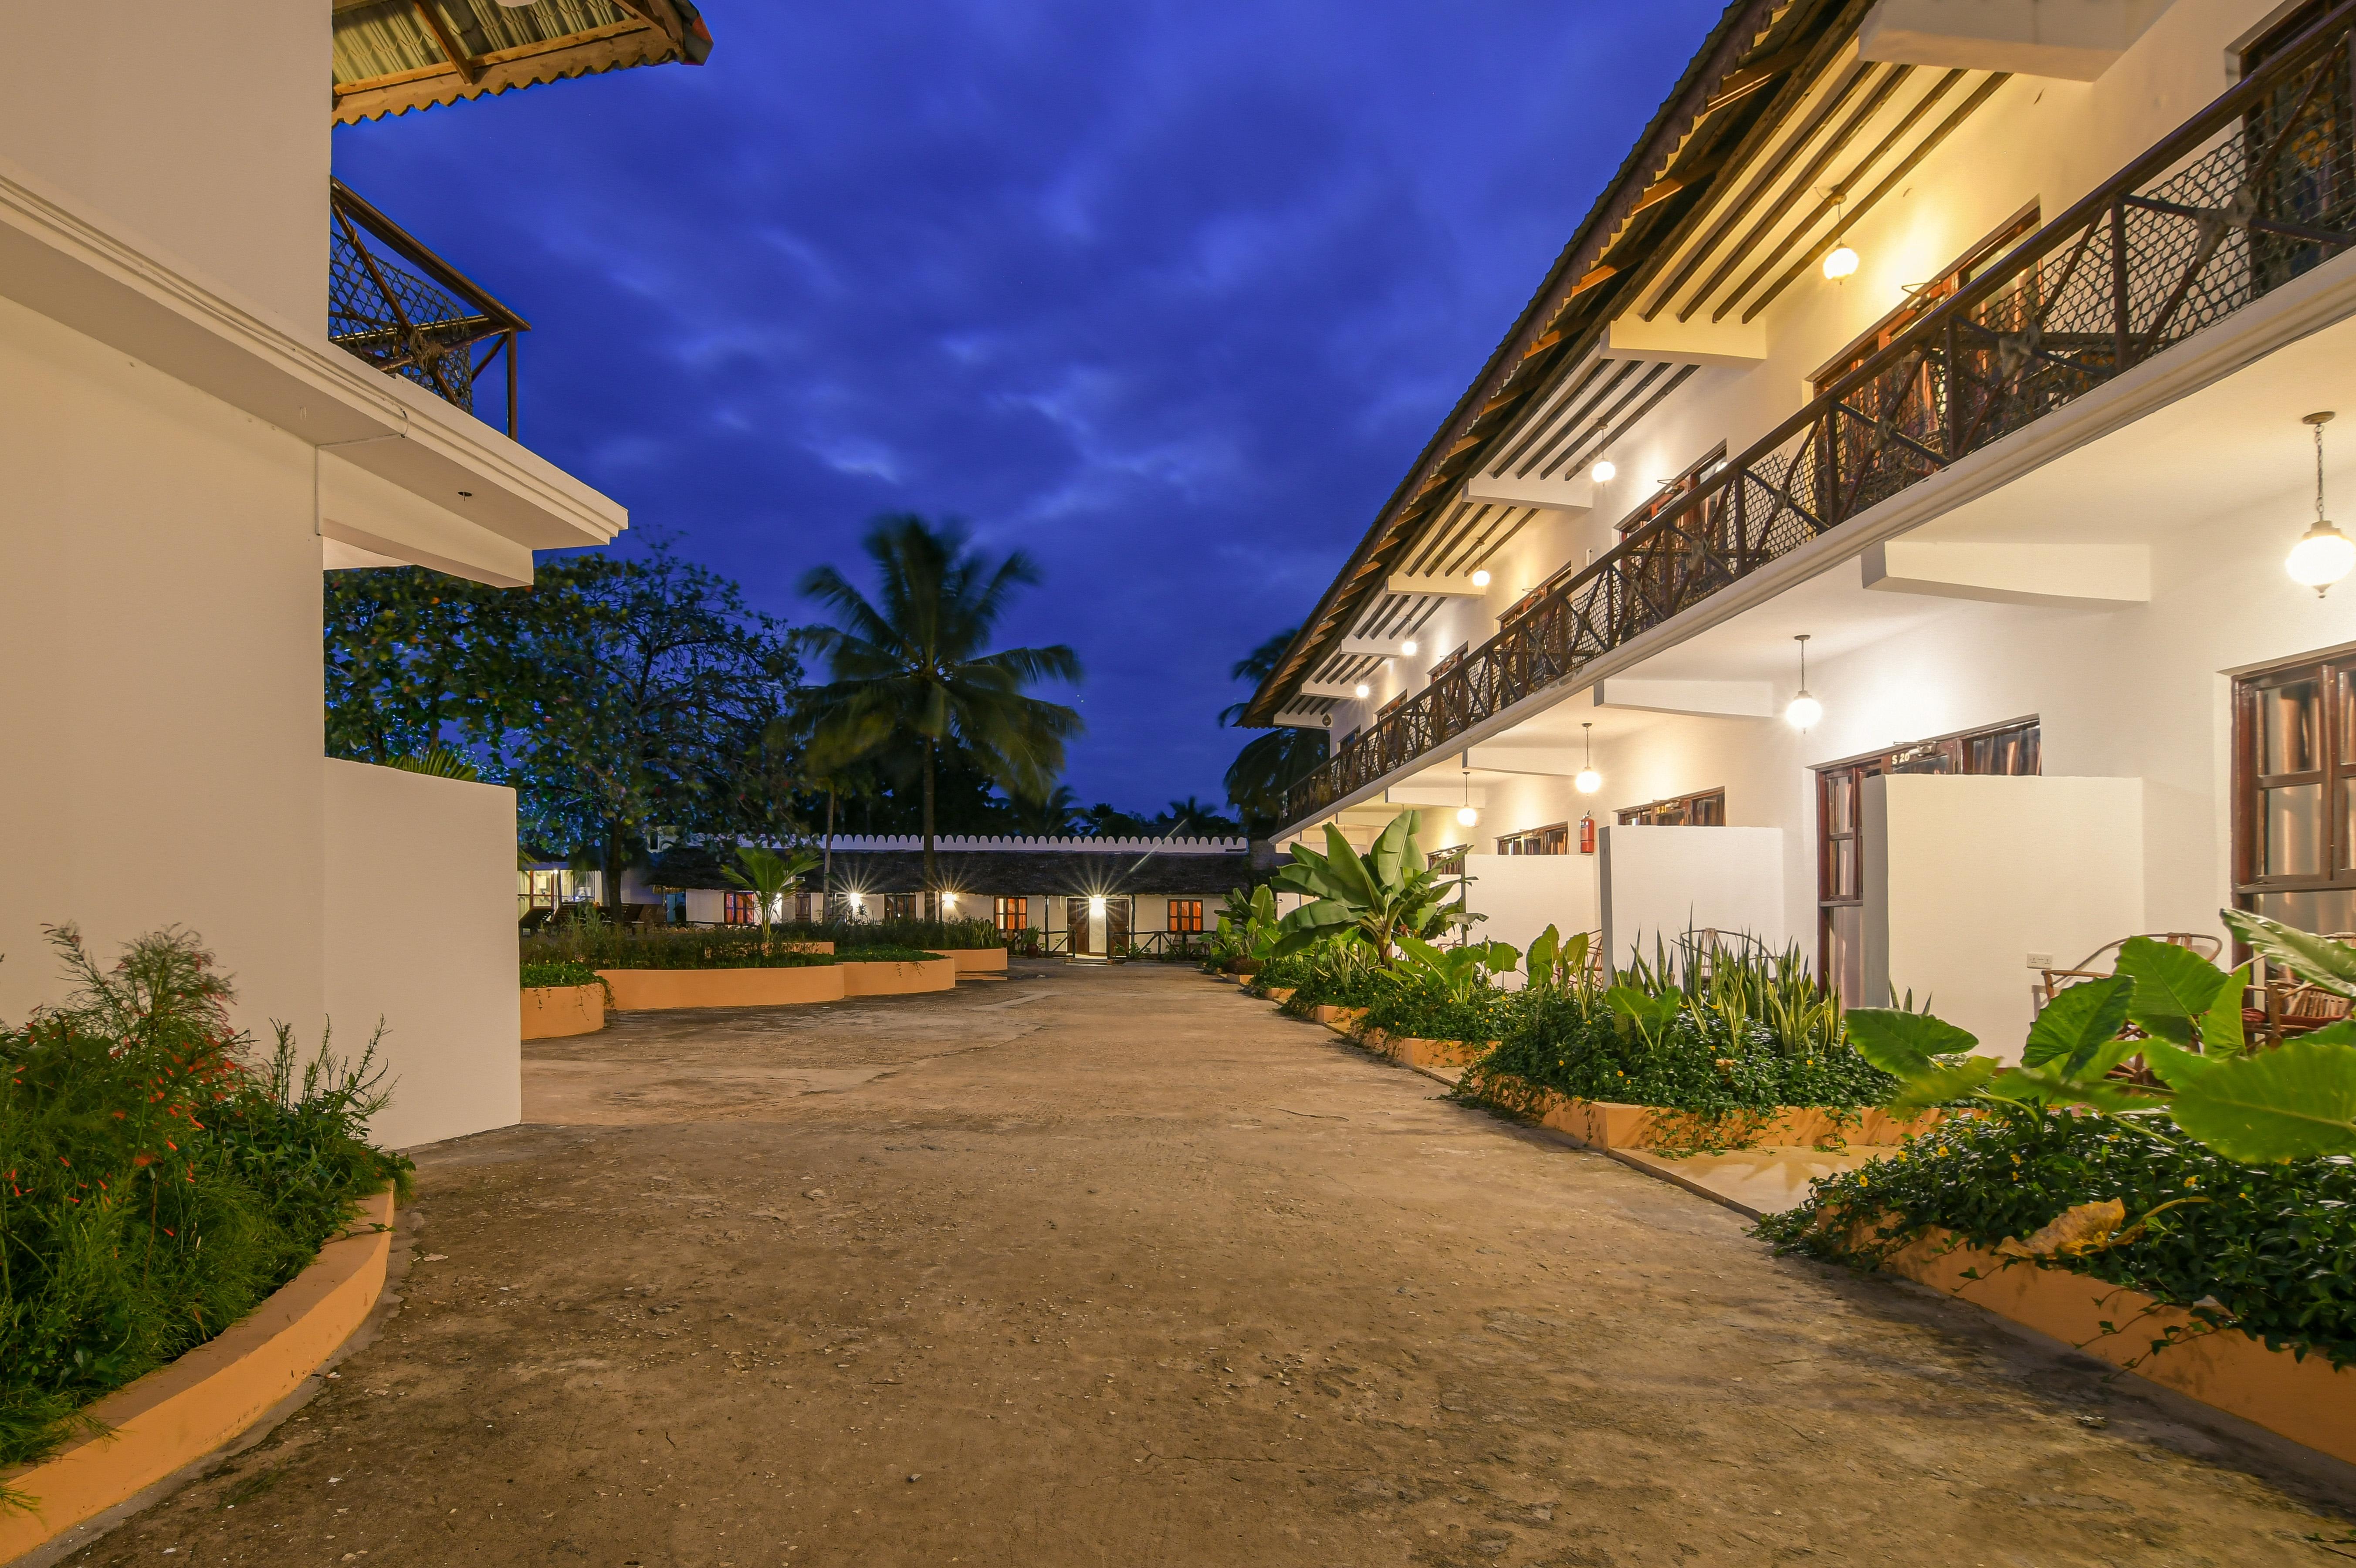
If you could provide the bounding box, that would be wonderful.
[0,1189,396,1562]
[942,948,1008,974]
[839,957,957,997]
[1882,1227,2356,1465]
[520,983,604,1039]
[1456,1069,1936,1149]
[596,965,846,1011]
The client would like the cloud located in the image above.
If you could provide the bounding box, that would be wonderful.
[333,0,1719,807]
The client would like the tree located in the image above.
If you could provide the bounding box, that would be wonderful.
[325,542,803,912]
[1155,796,1240,837]
[1216,626,1327,833]
[1008,784,1083,836]
[1269,817,1471,962]
[722,844,821,955]
[799,516,1082,890]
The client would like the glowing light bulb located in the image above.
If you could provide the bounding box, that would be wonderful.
[2289,521,2356,595]
[942,892,958,909]
[1456,805,1478,827]
[1822,244,1859,280]
[1785,692,1823,731]
[1575,767,1602,795]
[1400,639,1418,656]
[1353,682,1371,699]
[1591,458,1616,483]
[1089,894,1106,913]
[1471,568,1492,588]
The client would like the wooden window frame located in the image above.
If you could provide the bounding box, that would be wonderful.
[1495,822,1571,855]
[2231,652,2356,926]
[1615,788,1727,828]
[881,892,919,923]
[722,890,760,926]
[995,896,1029,933]
[1167,899,1205,934]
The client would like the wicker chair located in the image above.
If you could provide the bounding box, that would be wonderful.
[2250,931,2356,1041]
[2039,933,2224,1005]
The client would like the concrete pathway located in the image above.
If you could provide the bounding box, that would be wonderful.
[55,963,2356,1567]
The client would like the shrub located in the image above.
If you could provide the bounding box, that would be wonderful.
[1266,937,1385,1014]
[518,960,601,990]
[1755,1104,2356,1367]
[836,946,954,963]
[0,928,409,1483]
[522,926,836,971]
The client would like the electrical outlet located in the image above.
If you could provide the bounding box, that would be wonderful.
[2026,952,2054,969]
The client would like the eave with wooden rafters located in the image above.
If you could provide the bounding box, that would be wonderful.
[331,0,712,124]
[1242,0,1883,729]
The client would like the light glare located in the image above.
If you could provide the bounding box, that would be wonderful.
[1822,244,1859,280]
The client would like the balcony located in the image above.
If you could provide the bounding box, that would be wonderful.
[328,179,527,437]
[1279,3,2356,828]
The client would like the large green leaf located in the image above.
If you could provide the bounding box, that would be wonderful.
[1985,1062,2153,1114]
[2198,962,2249,1054]
[2020,975,2134,1076]
[1882,1055,1999,1116]
[1844,1008,1979,1076]
[2140,1037,2220,1088]
[1368,814,1411,891]
[1527,925,1560,984]
[2166,1038,2356,1162]
[2222,908,2356,1000]
[2118,936,2231,1047]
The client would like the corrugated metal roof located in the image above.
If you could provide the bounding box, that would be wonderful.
[332,0,710,124]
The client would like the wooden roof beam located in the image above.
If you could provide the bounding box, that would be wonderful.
[410,0,483,84]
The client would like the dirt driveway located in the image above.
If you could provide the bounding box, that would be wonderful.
[58,962,2356,1566]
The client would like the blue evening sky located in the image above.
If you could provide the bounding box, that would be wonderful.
[333,1,1720,810]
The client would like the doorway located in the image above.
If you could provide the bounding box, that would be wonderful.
[1066,896,1092,956]
[1105,897,1131,956]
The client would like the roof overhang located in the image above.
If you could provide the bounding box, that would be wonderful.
[332,0,712,124]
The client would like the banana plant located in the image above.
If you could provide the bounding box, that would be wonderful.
[1388,933,1520,1004]
[722,843,822,955]
[1268,816,1471,961]
[1523,925,1594,994]
[1845,918,2356,1164]
[1212,884,1280,968]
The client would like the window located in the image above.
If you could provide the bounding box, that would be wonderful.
[1811,206,2041,397]
[882,892,918,922]
[1615,442,1729,538]
[2234,652,2356,934]
[995,896,1029,933]
[1496,823,1570,855]
[722,890,761,926]
[1815,717,2041,999]
[1616,789,1726,828]
[1427,643,1469,682]
[1167,899,1205,934]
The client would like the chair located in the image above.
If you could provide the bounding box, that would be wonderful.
[2039,933,2223,1005]
[2249,930,2356,1041]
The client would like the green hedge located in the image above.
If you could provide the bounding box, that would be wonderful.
[1755,1105,2356,1368]
[0,929,409,1480]
[519,960,601,989]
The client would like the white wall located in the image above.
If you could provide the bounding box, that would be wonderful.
[0,0,325,329]
[1598,825,1790,973]
[324,760,520,1151]
[1459,853,1598,958]
[0,296,325,1038]
[1866,774,2146,1057]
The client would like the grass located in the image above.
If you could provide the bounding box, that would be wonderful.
[0,927,409,1487]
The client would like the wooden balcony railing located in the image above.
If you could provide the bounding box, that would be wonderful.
[1280,0,2356,826]
[329,179,528,436]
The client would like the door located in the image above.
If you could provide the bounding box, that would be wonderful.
[1105,897,1131,956]
[1066,896,1092,955]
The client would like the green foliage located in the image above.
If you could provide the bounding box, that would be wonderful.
[1252,936,1384,1012]
[1268,817,1469,961]
[1,929,407,1480]
[518,960,601,990]
[1208,885,1278,971]
[799,516,1083,880]
[1522,926,1591,993]
[1362,936,1518,1044]
[384,743,482,781]
[1464,936,1892,1122]
[1858,921,2356,1165]
[1216,626,1327,833]
[325,544,806,904]
[837,946,958,963]
[1756,1104,2356,1368]
[523,916,995,973]
[720,844,822,953]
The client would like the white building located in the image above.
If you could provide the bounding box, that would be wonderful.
[0,3,709,1146]
[1243,0,2356,1053]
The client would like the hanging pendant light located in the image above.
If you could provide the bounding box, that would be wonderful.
[2288,411,2355,597]
[1822,197,1858,280]
[1456,753,1478,828]
[1591,457,1617,483]
[1784,634,1823,731]
[1574,722,1602,794]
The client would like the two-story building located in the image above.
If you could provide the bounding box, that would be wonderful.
[1243,0,2356,1050]
[0,2,709,1146]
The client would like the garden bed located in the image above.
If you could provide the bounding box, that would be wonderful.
[839,956,957,996]
[1875,1225,2356,1466]
[0,1188,396,1558]
[597,965,845,1011]
[521,983,605,1039]
[1461,1067,1936,1152]
[941,947,1008,976]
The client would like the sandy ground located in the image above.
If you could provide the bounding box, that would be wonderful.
[56,961,2356,1568]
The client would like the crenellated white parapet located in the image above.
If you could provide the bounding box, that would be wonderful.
[820,835,1249,855]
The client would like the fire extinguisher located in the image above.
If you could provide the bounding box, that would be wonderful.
[1578,813,1596,855]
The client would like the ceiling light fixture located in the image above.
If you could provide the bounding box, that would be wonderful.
[1457,752,1478,828]
[2288,411,2354,597]
[1471,568,1492,588]
[1784,634,1823,731]
[1574,723,1602,795]
[1353,682,1371,699]
[1401,638,1418,656]
[1591,458,1616,483]
[1822,199,1858,280]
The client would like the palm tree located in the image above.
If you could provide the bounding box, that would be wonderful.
[1218,625,1326,830]
[1159,796,1238,836]
[801,516,1083,891]
[1009,784,1083,836]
